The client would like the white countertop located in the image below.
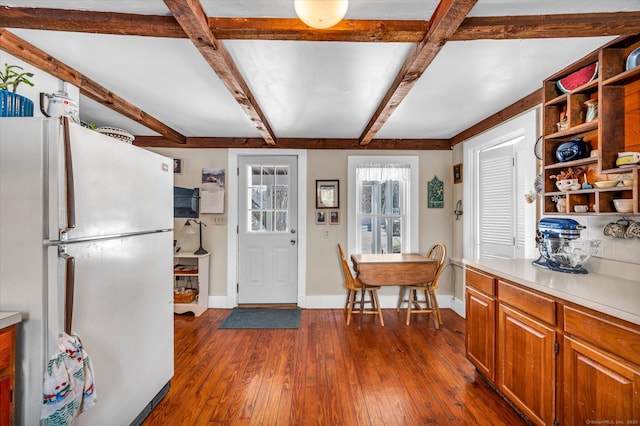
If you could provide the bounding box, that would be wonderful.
[463,258,640,326]
[0,311,22,329]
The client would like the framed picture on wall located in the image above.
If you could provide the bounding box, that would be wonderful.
[316,210,327,225]
[316,180,339,208]
[174,158,183,174]
[329,210,339,225]
[453,163,463,184]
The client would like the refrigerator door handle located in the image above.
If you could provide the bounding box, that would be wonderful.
[60,117,76,240]
[59,245,75,334]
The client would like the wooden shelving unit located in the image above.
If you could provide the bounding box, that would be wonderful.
[173,252,210,317]
[542,34,640,216]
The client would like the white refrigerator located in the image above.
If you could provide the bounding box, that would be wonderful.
[0,118,174,425]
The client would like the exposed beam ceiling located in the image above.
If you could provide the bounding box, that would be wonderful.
[358,0,477,145]
[1,3,637,149]
[163,0,277,145]
[0,28,186,144]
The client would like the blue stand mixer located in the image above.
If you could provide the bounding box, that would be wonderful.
[533,218,590,274]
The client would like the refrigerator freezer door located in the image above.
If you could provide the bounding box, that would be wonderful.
[50,231,174,425]
[52,121,173,241]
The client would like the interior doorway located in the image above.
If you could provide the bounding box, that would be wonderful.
[227,150,308,308]
[237,156,298,304]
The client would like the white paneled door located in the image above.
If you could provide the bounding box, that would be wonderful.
[238,156,298,304]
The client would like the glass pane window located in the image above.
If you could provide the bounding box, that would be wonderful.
[247,165,290,233]
[355,164,409,254]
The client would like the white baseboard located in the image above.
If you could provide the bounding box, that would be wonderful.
[208,294,465,313]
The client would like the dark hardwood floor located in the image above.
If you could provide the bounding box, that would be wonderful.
[142,308,526,425]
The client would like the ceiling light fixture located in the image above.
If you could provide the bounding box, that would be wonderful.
[294,0,348,29]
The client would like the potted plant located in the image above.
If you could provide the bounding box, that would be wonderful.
[0,63,35,117]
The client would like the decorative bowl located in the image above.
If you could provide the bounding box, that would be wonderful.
[545,238,591,269]
[96,126,135,144]
[622,179,633,187]
[613,199,633,213]
[573,205,589,213]
[594,180,619,188]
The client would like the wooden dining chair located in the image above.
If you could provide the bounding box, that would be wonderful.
[398,243,446,328]
[337,244,384,326]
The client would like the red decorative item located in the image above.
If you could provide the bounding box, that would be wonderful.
[556,62,598,93]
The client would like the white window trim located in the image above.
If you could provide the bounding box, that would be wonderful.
[348,156,419,257]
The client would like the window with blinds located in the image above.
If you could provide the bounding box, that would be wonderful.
[477,135,528,259]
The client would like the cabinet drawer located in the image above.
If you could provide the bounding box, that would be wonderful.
[564,305,640,364]
[0,329,11,370]
[498,280,556,325]
[466,267,495,296]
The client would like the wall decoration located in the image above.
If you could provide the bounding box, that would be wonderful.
[200,168,225,213]
[316,210,327,225]
[329,210,340,225]
[428,175,444,208]
[173,158,183,174]
[316,180,339,208]
[453,163,463,184]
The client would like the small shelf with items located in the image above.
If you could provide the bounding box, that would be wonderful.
[173,252,210,317]
[541,34,640,215]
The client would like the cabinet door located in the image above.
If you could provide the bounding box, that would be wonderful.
[498,304,556,426]
[465,287,496,382]
[0,374,9,426]
[563,336,640,424]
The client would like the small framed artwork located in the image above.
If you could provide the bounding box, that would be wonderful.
[316,180,339,209]
[453,163,463,184]
[316,210,327,225]
[329,210,339,225]
[174,158,183,174]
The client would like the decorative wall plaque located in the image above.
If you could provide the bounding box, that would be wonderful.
[428,175,444,208]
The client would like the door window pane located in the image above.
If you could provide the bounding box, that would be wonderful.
[247,165,290,233]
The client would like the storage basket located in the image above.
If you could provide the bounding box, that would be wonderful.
[174,288,197,304]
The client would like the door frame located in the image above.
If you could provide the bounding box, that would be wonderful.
[227,149,308,308]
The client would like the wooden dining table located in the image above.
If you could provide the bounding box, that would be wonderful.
[350,253,437,329]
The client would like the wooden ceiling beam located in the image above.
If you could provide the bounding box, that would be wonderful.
[451,12,640,40]
[4,7,638,42]
[134,136,450,150]
[163,0,277,145]
[0,28,186,144]
[208,18,429,42]
[358,0,477,145]
[449,88,542,146]
[0,7,185,37]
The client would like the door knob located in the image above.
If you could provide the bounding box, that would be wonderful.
[291,229,296,234]
[290,240,296,245]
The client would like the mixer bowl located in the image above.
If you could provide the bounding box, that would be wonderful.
[545,238,592,269]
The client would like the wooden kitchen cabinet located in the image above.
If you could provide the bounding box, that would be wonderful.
[498,303,556,426]
[0,324,16,426]
[562,305,640,424]
[465,265,640,425]
[465,268,496,383]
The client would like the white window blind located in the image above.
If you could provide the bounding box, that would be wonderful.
[478,142,516,259]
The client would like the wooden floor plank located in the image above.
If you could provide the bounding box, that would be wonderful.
[142,308,527,425]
